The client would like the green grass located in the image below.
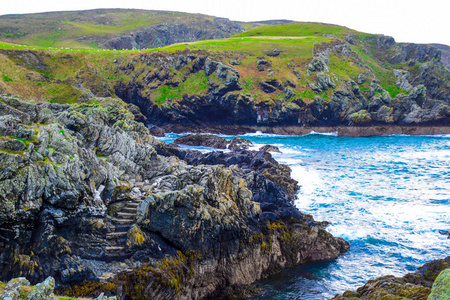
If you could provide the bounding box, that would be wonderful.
[155,36,329,58]
[234,22,354,38]
[153,71,210,105]
[0,9,238,50]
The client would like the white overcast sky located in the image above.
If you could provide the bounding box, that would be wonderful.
[1,0,449,46]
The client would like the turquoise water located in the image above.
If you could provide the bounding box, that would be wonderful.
[160,132,450,299]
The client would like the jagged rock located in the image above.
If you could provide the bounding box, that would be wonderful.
[345,34,358,45]
[428,268,450,300]
[394,69,414,92]
[357,73,366,84]
[256,59,271,71]
[309,73,336,93]
[228,137,253,150]
[148,126,165,137]
[0,277,30,300]
[174,134,228,149]
[372,105,395,123]
[284,80,296,88]
[349,109,372,124]
[376,35,395,49]
[308,57,329,72]
[0,96,351,300]
[0,139,26,151]
[259,145,281,153]
[285,87,294,100]
[260,79,283,93]
[205,59,241,95]
[27,277,55,300]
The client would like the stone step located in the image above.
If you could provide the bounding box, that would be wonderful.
[117,212,135,219]
[106,232,128,239]
[123,207,138,213]
[127,202,140,207]
[112,218,134,224]
[105,246,125,252]
[114,224,132,232]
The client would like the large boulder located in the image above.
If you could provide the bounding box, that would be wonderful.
[27,277,55,300]
[428,268,450,300]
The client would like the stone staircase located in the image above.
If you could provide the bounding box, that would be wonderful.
[104,198,144,261]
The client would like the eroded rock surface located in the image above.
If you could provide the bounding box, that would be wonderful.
[0,96,348,299]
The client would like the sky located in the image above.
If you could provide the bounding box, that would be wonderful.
[1,0,449,46]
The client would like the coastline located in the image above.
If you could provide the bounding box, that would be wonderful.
[162,125,450,137]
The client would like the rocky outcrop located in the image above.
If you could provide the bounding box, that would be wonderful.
[331,256,450,300]
[428,268,450,300]
[0,96,348,299]
[0,276,56,300]
[259,145,281,153]
[174,134,253,150]
[112,48,449,133]
[174,134,228,149]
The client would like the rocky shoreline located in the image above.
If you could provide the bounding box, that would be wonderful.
[0,95,349,299]
[155,124,450,137]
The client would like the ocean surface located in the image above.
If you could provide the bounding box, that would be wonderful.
[159,132,450,300]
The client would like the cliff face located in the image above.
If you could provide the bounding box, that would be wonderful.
[0,9,244,50]
[101,18,244,50]
[0,23,449,135]
[0,95,348,299]
[114,46,450,133]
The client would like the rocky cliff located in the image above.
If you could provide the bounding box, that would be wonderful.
[115,45,450,134]
[0,95,348,299]
[0,22,449,136]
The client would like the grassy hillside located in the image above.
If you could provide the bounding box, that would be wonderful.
[0,9,244,50]
[0,20,448,128]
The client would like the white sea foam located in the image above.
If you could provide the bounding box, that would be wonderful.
[307,130,338,136]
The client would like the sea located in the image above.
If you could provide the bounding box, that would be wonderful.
[159,132,450,300]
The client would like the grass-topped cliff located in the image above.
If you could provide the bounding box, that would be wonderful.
[0,9,244,50]
[0,17,449,133]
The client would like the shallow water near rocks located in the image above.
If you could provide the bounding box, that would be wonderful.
[161,132,450,299]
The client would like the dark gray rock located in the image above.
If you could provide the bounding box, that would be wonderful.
[174,134,228,149]
[308,57,329,72]
[259,145,281,153]
[228,137,253,150]
[0,139,26,151]
[376,35,396,49]
[265,49,281,57]
[309,73,336,93]
[260,79,283,93]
